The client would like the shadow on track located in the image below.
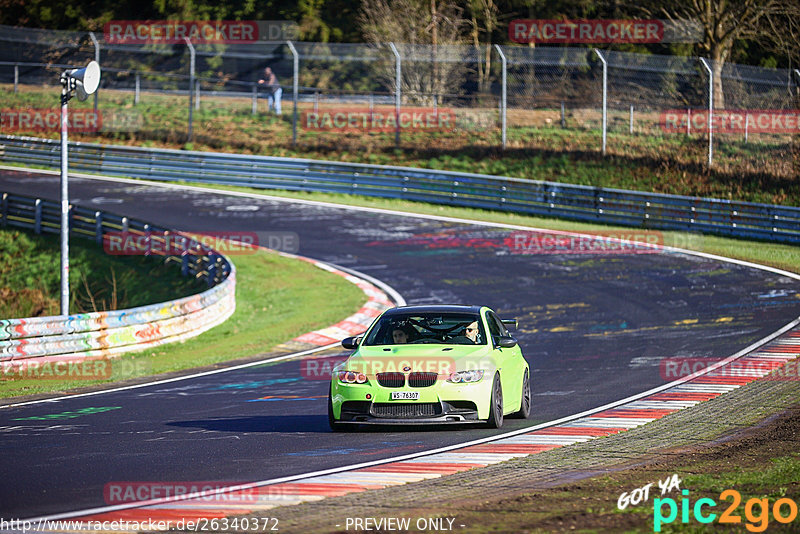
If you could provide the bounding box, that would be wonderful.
[167,415,331,433]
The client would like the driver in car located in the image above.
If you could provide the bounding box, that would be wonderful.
[392,328,409,344]
[392,325,417,344]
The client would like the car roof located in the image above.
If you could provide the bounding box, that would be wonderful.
[382,304,485,316]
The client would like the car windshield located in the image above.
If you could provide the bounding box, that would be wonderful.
[362,312,486,346]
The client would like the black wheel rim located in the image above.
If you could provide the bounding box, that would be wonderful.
[494,377,503,421]
[522,371,531,413]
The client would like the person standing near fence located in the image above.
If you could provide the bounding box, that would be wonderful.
[258,67,282,115]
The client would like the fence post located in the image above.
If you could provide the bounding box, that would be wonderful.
[195,78,200,110]
[795,69,800,100]
[185,38,195,142]
[89,32,100,116]
[561,102,566,128]
[494,44,507,149]
[34,198,42,234]
[699,57,713,167]
[687,108,691,136]
[594,49,607,155]
[14,64,18,93]
[207,256,216,288]
[629,104,634,134]
[252,83,258,115]
[1,193,7,226]
[95,211,103,244]
[135,73,140,105]
[389,42,401,148]
[287,41,299,146]
[744,113,749,143]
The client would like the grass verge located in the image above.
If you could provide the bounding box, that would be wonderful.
[0,242,366,399]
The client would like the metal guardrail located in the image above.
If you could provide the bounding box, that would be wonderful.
[1,135,799,244]
[0,192,235,364]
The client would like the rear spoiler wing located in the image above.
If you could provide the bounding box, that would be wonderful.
[501,319,518,329]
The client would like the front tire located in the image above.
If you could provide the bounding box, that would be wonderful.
[509,368,531,419]
[328,386,344,432]
[486,372,504,429]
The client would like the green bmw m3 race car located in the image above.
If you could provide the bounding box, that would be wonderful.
[328,305,531,430]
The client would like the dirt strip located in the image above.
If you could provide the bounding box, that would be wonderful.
[250,371,800,533]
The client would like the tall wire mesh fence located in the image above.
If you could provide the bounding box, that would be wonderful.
[0,24,798,182]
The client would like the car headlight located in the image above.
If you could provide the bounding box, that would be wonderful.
[338,370,368,384]
[447,370,485,383]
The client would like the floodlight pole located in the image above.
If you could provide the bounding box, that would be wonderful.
[57,61,100,317]
[59,74,71,316]
[89,32,99,115]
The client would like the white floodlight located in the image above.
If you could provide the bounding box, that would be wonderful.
[67,60,101,100]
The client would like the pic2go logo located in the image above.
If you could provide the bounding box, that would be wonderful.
[654,489,799,532]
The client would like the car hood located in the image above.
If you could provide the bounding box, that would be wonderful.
[343,344,492,375]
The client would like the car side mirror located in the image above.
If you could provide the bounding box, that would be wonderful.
[501,319,518,329]
[341,336,361,350]
[497,336,517,348]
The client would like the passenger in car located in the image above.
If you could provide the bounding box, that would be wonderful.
[464,321,480,343]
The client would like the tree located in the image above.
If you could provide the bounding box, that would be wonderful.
[469,0,498,94]
[637,0,800,108]
[358,0,470,103]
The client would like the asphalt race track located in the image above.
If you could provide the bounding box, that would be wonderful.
[2,168,800,519]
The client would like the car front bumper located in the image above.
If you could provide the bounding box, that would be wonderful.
[330,375,494,423]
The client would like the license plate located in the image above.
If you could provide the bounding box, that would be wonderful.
[391,391,420,400]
